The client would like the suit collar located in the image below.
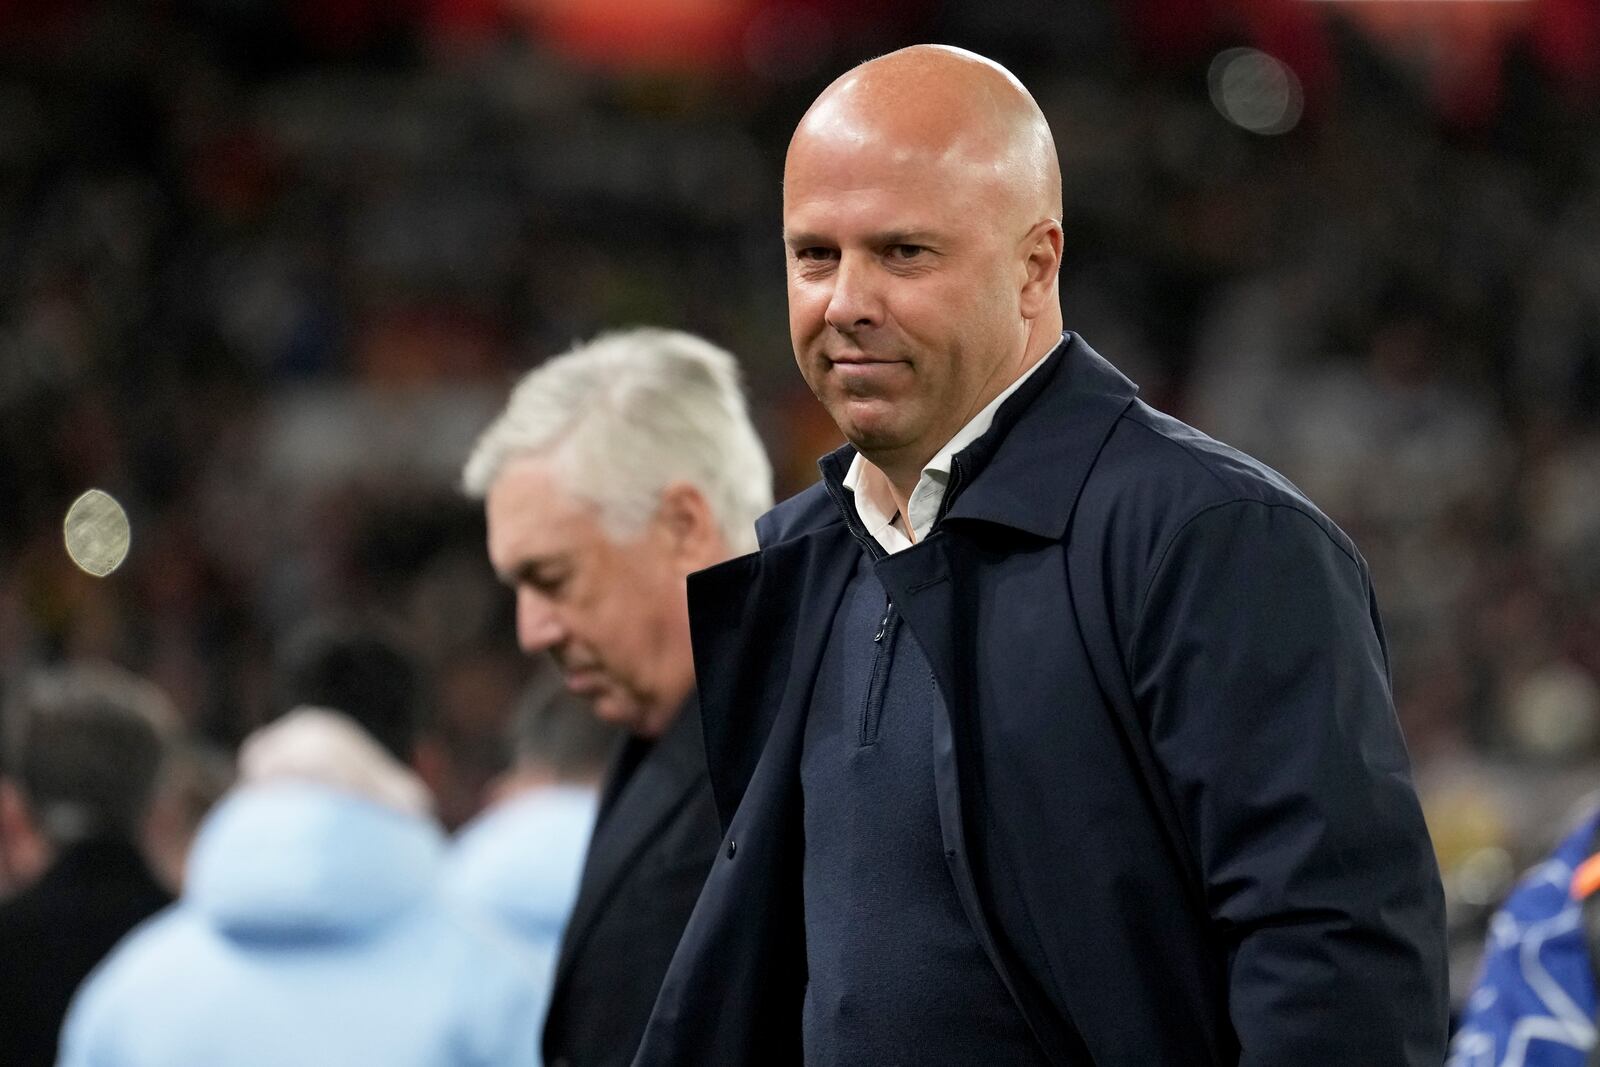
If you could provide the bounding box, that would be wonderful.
[594,695,704,827]
[818,333,1139,543]
[554,695,706,987]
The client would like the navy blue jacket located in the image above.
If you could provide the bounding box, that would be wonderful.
[636,334,1448,1065]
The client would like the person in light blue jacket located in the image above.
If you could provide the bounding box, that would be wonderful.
[58,708,545,1067]
[442,662,616,1034]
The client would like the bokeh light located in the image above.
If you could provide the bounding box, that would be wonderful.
[1208,48,1304,136]
[63,489,131,578]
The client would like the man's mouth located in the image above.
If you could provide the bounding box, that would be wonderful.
[560,666,607,694]
[828,350,904,366]
[828,355,908,393]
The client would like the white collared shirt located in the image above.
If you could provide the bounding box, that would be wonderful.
[842,354,1050,554]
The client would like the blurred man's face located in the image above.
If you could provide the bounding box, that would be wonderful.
[0,780,49,891]
[485,457,696,737]
[783,126,1028,476]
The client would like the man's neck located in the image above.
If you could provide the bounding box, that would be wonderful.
[636,678,694,739]
[490,767,602,806]
[848,458,916,545]
[867,457,921,538]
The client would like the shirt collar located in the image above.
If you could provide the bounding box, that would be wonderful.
[843,350,1052,552]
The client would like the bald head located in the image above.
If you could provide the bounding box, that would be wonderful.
[789,45,1061,230]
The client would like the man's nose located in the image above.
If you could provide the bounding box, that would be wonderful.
[823,253,881,334]
[516,588,566,654]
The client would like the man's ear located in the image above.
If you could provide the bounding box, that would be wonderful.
[655,482,725,572]
[1018,218,1063,320]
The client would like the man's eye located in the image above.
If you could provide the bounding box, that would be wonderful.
[526,573,568,596]
[794,247,837,263]
[888,244,925,260]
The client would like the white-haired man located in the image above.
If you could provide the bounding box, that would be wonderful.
[461,327,773,1067]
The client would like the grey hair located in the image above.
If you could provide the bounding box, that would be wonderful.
[462,328,773,555]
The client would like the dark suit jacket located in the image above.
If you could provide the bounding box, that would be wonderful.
[636,334,1448,1066]
[0,835,171,1067]
[543,697,721,1067]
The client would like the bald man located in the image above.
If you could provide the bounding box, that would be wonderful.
[636,46,1447,1066]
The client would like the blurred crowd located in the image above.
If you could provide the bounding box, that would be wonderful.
[1,632,611,1064]
[4,0,1600,1033]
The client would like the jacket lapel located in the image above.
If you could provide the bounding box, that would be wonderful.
[552,698,707,989]
[688,523,859,829]
[867,336,1142,1067]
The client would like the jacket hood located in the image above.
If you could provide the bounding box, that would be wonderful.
[444,785,597,941]
[185,781,444,943]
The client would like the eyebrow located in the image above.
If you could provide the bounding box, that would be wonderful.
[783,229,944,248]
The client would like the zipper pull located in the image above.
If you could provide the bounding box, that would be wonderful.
[874,605,892,642]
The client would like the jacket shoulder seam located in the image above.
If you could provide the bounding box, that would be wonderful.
[1130,498,1363,659]
[1118,412,1237,495]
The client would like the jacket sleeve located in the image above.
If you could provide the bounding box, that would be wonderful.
[1129,498,1448,1066]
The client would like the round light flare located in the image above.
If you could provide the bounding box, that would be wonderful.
[1208,48,1304,136]
[63,489,131,577]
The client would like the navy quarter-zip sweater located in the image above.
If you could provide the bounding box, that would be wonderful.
[800,541,1049,1066]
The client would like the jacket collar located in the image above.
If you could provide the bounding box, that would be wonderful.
[554,696,706,987]
[818,333,1140,542]
[36,834,166,895]
[593,694,704,828]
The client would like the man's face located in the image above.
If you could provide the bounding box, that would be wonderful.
[784,132,1027,471]
[485,457,694,737]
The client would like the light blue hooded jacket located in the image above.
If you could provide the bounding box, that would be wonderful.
[59,782,545,1067]
[442,784,598,1031]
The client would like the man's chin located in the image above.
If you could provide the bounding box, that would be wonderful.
[842,426,924,472]
[590,691,649,733]
[831,403,912,454]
